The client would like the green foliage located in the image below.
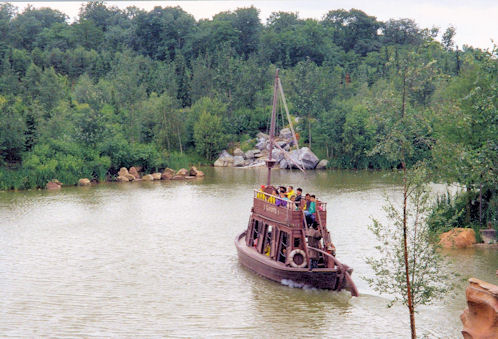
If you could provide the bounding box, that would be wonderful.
[193,111,226,161]
[166,151,206,170]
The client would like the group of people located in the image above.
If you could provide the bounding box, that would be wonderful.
[257,185,319,224]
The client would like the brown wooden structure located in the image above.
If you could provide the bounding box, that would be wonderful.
[235,69,358,296]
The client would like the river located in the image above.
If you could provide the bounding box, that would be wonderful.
[0,167,496,338]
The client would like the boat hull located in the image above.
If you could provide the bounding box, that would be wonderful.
[235,232,344,290]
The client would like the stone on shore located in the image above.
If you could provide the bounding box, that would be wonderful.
[142,174,154,181]
[461,278,498,339]
[316,159,329,169]
[78,178,91,186]
[124,173,135,181]
[245,149,259,159]
[279,128,293,140]
[189,166,199,176]
[233,148,245,158]
[118,167,129,177]
[176,168,188,176]
[161,168,175,180]
[152,173,162,180]
[116,176,129,182]
[196,170,205,177]
[214,150,234,167]
[233,156,245,167]
[439,228,476,248]
[129,167,140,179]
[46,180,62,190]
[171,175,185,180]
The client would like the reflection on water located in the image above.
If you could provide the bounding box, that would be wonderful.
[0,167,496,337]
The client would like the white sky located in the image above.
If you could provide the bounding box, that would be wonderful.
[8,0,498,50]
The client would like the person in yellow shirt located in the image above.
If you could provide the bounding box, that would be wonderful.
[257,185,266,200]
[286,185,295,199]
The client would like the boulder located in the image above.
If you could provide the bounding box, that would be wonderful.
[233,148,245,158]
[142,174,154,181]
[189,166,199,176]
[78,178,91,186]
[152,173,162,180]
[271,149,285,163]
[233,156,245,167]
[316,159,329,170]
[439,228,476,248]
[214,150,234,167]
[118,167,129,177]
[299,147,320,169]
[279,128,293,140]
[480,228,497,244]
[116,176,129,182]
[256,132,269,140]
[276,140,288,149]
[185,176,196,179]
[46,180,62,190]
[279,159,288,169]
[255,139,267,150]
[124,173,135,181]
[195,170,205,177]
[176,168,188,176]
[161,168,176,180]
[129,167,140,179]
[245,149,259,159]
[171,175,185,180]
[461,278,498,339]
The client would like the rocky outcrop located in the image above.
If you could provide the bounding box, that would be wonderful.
[152,173,162,180]
[480,229,497,244]
[439,228,476,248]
[316,159,329,169]
[214,150,234,167]
[233,148,245,158]
[195,170,205,177]
[116,176,129,182]
[214,129,327,170]
[129,167,140,179]
[46,180,62,190]
[142,174,154,181]
[78,178,91,186]
[176,168,188,177]
[461,278,498,339]
[161,168,175,180]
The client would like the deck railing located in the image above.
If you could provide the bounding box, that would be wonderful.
[253,189,327,227]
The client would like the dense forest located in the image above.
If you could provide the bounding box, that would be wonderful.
[0,2,496,228]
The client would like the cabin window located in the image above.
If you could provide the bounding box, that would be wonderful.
[278,231,289,263]
[262,225,273,256]
[251,220,260,247]
[293,237,301,249]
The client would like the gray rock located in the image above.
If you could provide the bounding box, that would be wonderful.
[279,159,288,169]
[255,138,267,150]
[233,148,245,158]
[245,149,259,159]
[214,150,234,167]
[271,149,284,163]
[233,156,245,167]
[285,147,319,170]
[279,128,293,140]
[276,140,287,149]
[316,159,329,169]
[257,132,269,140]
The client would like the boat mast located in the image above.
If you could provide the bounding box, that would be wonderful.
[266,69,279,187]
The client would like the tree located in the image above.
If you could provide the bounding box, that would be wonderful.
[365,167,454,337]
[193,111,225,160]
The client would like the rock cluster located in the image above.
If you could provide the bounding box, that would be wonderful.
[461,278,498,339]
[439,228,476,248]
[46,179,62,190]
[214,129,327,170]
[116,166,204,182]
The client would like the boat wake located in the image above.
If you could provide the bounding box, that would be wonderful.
[280,279,315,290]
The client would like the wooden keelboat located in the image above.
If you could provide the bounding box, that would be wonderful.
[235,70,359,296]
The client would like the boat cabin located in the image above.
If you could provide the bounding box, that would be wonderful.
[246,187,335,269]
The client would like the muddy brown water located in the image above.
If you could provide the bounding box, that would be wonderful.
[1,167,496,337]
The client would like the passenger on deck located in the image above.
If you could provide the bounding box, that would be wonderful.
[295,188,303,202]
[289,195,299,210]
[257,185,266,200]
[305,195,316,224]
[303,193,311,210]
[276,191,288,207]
[286,186,295,198]
[268,189,277,204]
